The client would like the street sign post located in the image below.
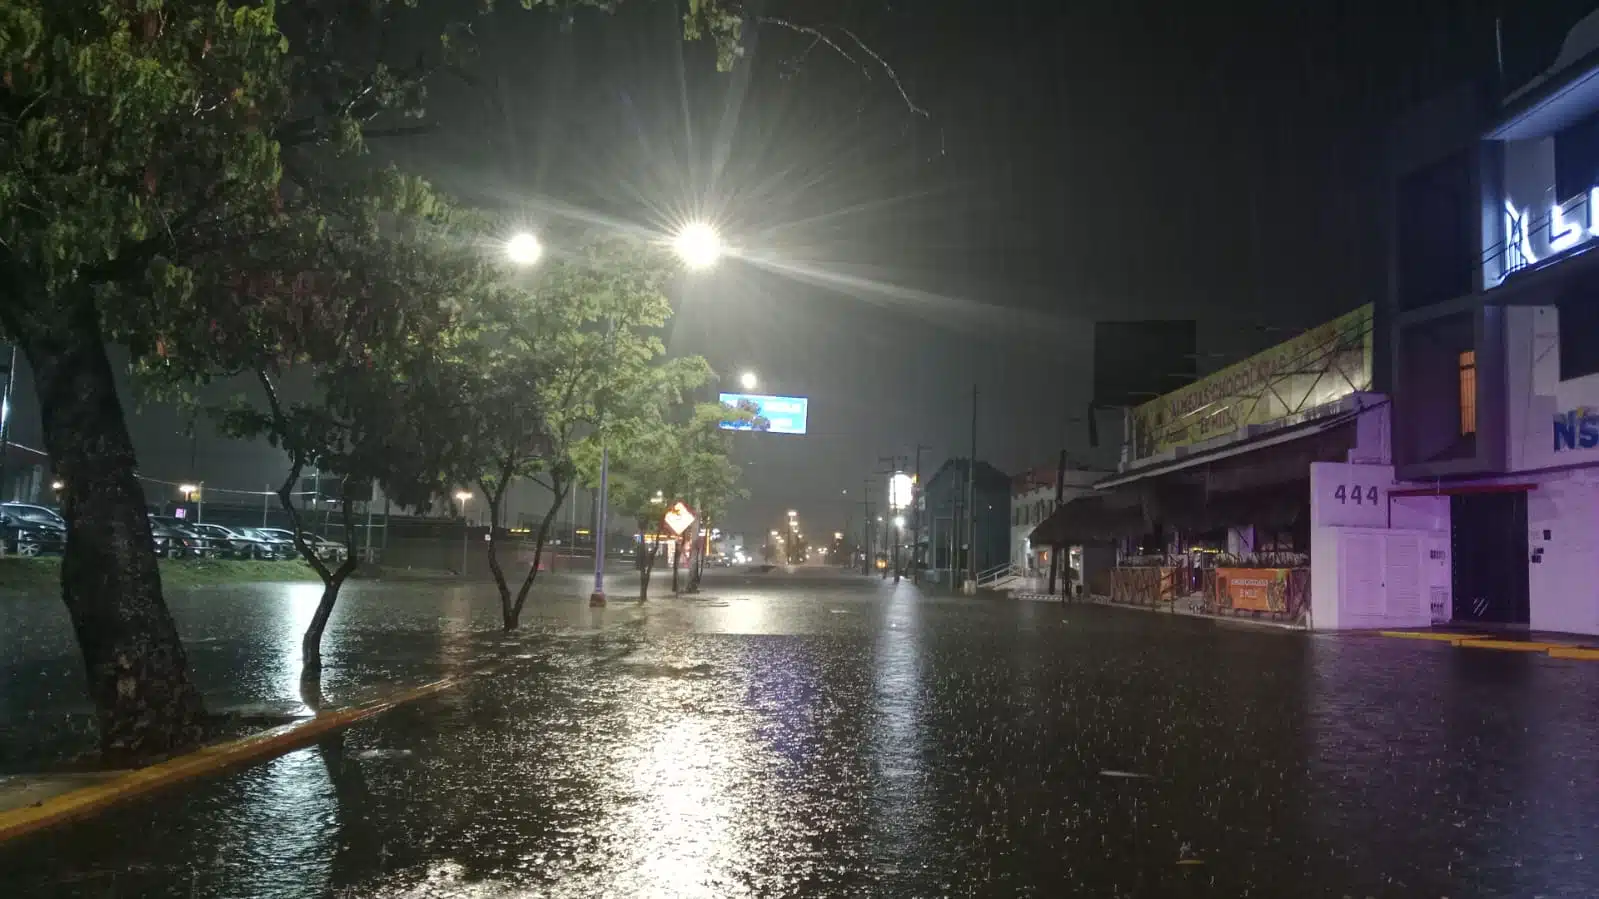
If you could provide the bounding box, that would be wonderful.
[663,501,697,536]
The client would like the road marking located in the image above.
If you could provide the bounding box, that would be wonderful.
[1378,630,1485,643]
[0,673,473,845]
[1455,639,1562,653]
[1548,646,1599,661]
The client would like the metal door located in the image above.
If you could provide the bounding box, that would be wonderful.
[1450,492,1530,625]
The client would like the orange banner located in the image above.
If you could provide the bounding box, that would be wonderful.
[1216,568,1289,613]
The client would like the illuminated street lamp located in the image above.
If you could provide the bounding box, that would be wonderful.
[673,222,722,270]
[888,472,913,511]
[833,531,843,540]
[178,482,204,523]
[505,232,543,266]
[893,515,906,530]
[51,480,64,491]
[454,490,473,576]
[739,371,758,390]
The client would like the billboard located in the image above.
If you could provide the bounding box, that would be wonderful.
[1092,320,1198,408]
[1129,304,1372,460]
[718,393,808,435]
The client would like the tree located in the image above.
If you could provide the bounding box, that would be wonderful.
[0,0,292,759]
[0,0,900,758]
[195,175,495,679]
[595,400,747,601]
[439,236,689,630]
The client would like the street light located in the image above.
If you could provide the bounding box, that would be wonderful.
[739,370,758,390]
[454,490,472,577]
[592,225,720,607]
[178,482,203,523]
[673,222,722,270]
[505,232,542,266]
[893,515,906,529]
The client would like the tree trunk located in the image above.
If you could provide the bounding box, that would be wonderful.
[506,482,567,630]
[300,496,360,673]
[482,493,514,629]
[20,318,205,761]
[688,525,705,593]
[266,452,353,675]
[639,533,659,601]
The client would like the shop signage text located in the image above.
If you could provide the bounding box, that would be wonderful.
[1553,406,1599,452]
[1505,191,1599,266]
[1131,305,1372,459]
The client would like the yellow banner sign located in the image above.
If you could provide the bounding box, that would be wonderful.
[1131,304,1372,458]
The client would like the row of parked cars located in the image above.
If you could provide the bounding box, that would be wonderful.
[0,502,349,562]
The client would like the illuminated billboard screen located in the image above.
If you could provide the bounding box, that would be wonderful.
[718,393,808,435]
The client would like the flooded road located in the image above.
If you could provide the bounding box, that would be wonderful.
[4,572,1599,896]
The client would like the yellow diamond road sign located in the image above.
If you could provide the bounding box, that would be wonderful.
[663,501,697,536]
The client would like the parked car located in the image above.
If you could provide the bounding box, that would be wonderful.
[299,533,349,563]
[1,502,66,528]
[0,503,67,557]
[186,523,290,560]
[148,516,221,559]
[235,527,298,560]
[256,528,348,563]
[147,521,202,559]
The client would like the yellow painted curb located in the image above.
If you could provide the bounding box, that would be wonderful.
[0,675,465,845]
[1378,631,1483,643]
[1548,646,1599,661]
[1455,639,1560,653]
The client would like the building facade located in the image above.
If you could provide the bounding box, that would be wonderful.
[919,457,1010,581]
[1009,466,1104,574]
[1387,14,1599,635]
[1033,305,1413,628]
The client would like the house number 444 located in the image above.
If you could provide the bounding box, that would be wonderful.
[1334,484,1379,505]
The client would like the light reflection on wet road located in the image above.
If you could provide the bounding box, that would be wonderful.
[4,571,1599,897]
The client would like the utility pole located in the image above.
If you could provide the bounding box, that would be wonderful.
[965,384,978,592]
[878,454,907,582]
[911,443,930,585]
[0,345,14,502]
[860,477,873,575]
[1047,448,1068,596]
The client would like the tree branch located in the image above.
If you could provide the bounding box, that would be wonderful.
[757,16,927,117]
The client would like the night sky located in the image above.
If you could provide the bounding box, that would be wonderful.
[7,0,1598,541]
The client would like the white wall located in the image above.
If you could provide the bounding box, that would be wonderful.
[1527,470,1599,634]
[1505,305,1599,472]
[1308,461,1447,630]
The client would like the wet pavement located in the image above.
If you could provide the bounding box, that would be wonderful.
[4,570,1599,897]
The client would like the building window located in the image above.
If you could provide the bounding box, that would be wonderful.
[1556,110,1599,203]
[1458,350,1477,435]
[1559,298,1599,381]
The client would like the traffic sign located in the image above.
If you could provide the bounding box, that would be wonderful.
[663,501,697,536]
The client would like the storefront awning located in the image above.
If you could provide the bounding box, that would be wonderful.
[1096,409,1361,490]
[1028,492,1148,547]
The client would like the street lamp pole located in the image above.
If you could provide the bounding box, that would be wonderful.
[591,442,609,606]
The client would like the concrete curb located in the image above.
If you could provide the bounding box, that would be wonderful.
[1378,630,1599,660]
[0,674,471,845]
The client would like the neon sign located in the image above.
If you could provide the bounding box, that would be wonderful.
[1504,188,1599,267]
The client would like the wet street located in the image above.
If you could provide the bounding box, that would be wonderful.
[4,570,1599,897]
